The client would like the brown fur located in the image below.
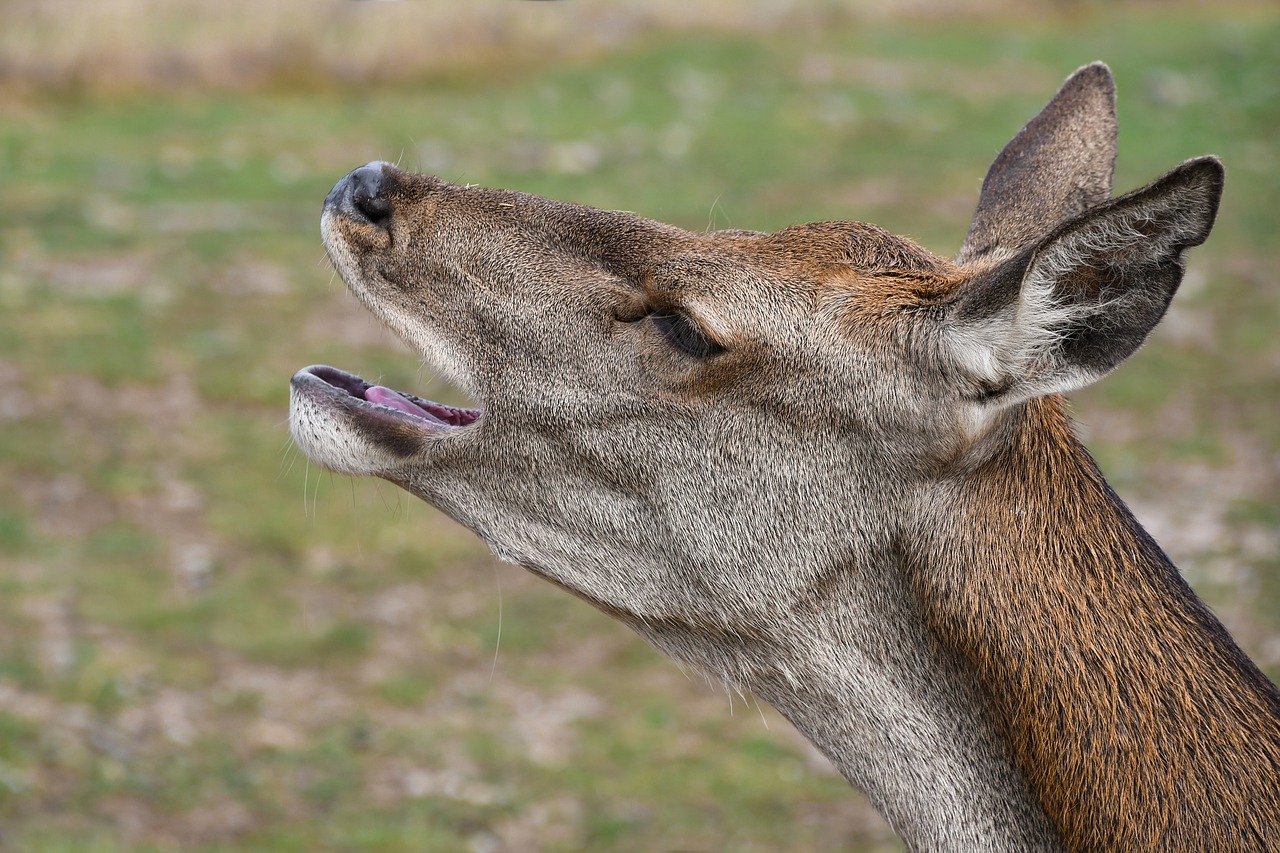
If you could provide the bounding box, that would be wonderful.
[911,397,1280,850]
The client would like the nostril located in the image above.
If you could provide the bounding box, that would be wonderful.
[348,163,393,227]
[354,193,393,227]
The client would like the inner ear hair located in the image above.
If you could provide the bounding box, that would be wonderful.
[945,157,1224,401]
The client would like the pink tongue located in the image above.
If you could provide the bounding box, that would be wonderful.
[366,386,431,419]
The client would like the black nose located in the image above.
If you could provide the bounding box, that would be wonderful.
[326,161,394,227]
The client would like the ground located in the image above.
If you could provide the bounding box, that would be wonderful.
[0,3,1277,851]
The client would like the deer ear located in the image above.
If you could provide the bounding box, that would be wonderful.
[946,157,1224,403]
[957,62,1117,265]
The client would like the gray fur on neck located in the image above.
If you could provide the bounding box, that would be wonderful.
[632,547,1063,852]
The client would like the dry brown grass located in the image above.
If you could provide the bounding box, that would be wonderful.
[1,0,1258,95]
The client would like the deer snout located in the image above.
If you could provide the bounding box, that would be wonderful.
[325,161,395,228]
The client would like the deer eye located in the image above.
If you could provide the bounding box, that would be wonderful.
[651,312,724,358]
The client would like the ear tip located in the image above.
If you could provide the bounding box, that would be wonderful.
[1185,154,1225,178]
[1130,156,1225,245]
[1173,156,1226,201]
[1066,61,1116,95]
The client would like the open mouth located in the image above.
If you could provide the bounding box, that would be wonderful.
[293,364,482,431]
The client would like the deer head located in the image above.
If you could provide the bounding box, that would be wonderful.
[292,62,1218,652]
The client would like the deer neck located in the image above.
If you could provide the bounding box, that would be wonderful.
[910,395,1280,850]
[730,561,1067,852]
[632,513,1067,848]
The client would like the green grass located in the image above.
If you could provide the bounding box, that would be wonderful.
[0,7,1277,851]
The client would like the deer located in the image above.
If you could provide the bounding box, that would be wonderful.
[289,62,1280,850]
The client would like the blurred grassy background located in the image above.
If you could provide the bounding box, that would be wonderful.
[0,1,1277,850]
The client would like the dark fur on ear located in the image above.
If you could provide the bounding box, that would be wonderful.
[958,62,1117,265]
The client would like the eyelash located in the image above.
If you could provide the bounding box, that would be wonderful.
[650,312,725,358]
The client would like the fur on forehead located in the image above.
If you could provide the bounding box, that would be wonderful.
[650,221,959,313]
[672,220,952,277]
[755,221,953,275]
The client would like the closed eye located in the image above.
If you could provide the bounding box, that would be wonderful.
[651,312,725,358]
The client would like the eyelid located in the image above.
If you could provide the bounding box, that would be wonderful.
[650,311,725,358]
